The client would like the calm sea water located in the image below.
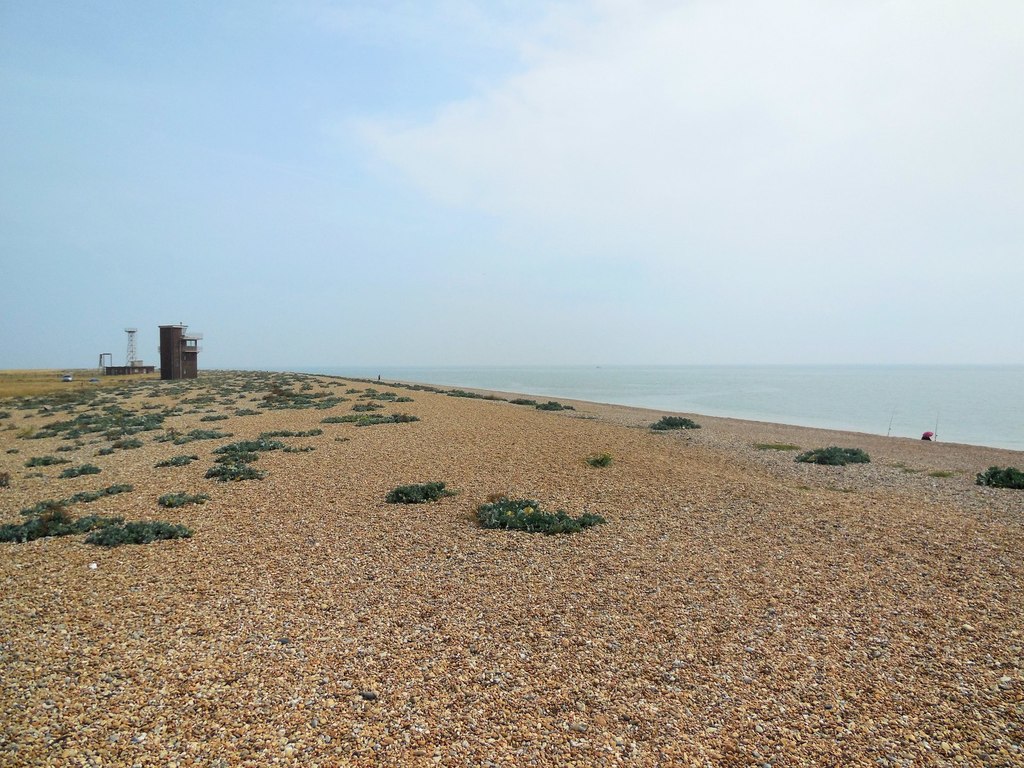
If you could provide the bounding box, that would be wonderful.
[302,366,1023,452]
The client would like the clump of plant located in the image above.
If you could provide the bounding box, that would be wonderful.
[199,414,229,422]
[385,482,454,504]
[352,403,384,412]
[975,466,1024,490]
[282,445,315,453]
[651,416,700,431]
[66,484,133,504]
[356,413,419,426]
[234,408,262,416]
[754,443,800,451]
[158,491,210,508]
[509,398,538,406]
[205,463,266,481]
[536,401,574,411]
[85,520,192,547]
[1,504,124,544]
[214,438,284,457]
[25,455,71,467]
[59,463,102,479]
[476,497,606,535]
[260,429,323,438]
[795,447,870,466]
[586,453,613,468]
[155,454,200,468]
[0,471,9,489]
[111,437,144,449]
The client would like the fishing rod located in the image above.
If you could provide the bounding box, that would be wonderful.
[887,406,897,437]
[934,410,940,442]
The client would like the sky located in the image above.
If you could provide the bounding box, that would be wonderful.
[2,0,1022,369]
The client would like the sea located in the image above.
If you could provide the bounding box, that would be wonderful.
[300,366,1024,452]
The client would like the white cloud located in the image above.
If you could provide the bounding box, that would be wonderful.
[358,0,1024,281]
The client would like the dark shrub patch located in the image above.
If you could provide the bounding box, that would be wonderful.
[0,471,9,489]
[59,464,102,478]
[260,429,323,438]
[66,484,133,505]
[158,492,210,508]
[282,445,315,453]
[111,438,143,449]
[352,403,384,412]
[536,401,574,411]
[651,416,700,431]
[976,466,1024,489]
[476,497,606,535]
[754,443,800,451]
[509,398,537,406]
[214,439,284,456]
[25,455,70,467]
[155,454,200,467]
[85,521,192,547]
[205,463,266,481]
[1,506,123,544]
[795,447,870,466]
[586,453,613,467]
[234,408,262,416]
[199,414,229,422]
[385,482,454,504]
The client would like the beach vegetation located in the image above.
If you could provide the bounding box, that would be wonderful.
[385,482,454,504]
[476,496,606,535]
[25,455,71,467]
[199,414,229,422]
[260,429,323,438]
[155,454,200,468]
[111,437,144,449]
[754,443,800,451]
[167,428,233,445]
[536,401,574,411]
[158,491,210,508]
[85,520,192,547]
[205,463,266,481]
[794,447,870,466]
[927,470,955,478]
[0,471,9,489]
[59,463,102,478]
[652,416,700,431]
[586,453,613,467]
[975,466,1024,489]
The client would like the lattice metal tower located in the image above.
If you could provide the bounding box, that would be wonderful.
[125,328,138,366]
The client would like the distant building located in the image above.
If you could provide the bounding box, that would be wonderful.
[159,324,202,380]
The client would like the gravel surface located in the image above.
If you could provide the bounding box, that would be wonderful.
[1,372,1021,767]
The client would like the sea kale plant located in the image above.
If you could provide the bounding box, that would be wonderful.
[476,497,605,535]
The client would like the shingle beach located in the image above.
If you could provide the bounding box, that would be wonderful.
[1,371,1021,767]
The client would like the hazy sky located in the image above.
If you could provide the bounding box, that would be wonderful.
[2,1,1022,369]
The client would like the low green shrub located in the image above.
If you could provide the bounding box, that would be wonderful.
[795,447,870,466]
[25,455,70,467]
[476,497,606,535]
[586,453,613,467]
[66,484,133,504]
[536,401,574,411]
[234,408,262,416]
[205,463,266,481]
[651,416,700,431]
[111,438,143,449]
[85,521,192,547]
[213,439,284,456]
[754,443,800,451]
[199,414,229,422]
[158,492,210,508]
[260,429,323,438]
[1,507,123,544]
[385,482,454,504]
[509,398,537,406]
[352,403,384,412]
[155,454,200,467]
[59,464,102,478]
[975,466,1024,489]
[282,445,315,453]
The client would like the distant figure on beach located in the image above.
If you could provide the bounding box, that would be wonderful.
[921,431,934,441]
